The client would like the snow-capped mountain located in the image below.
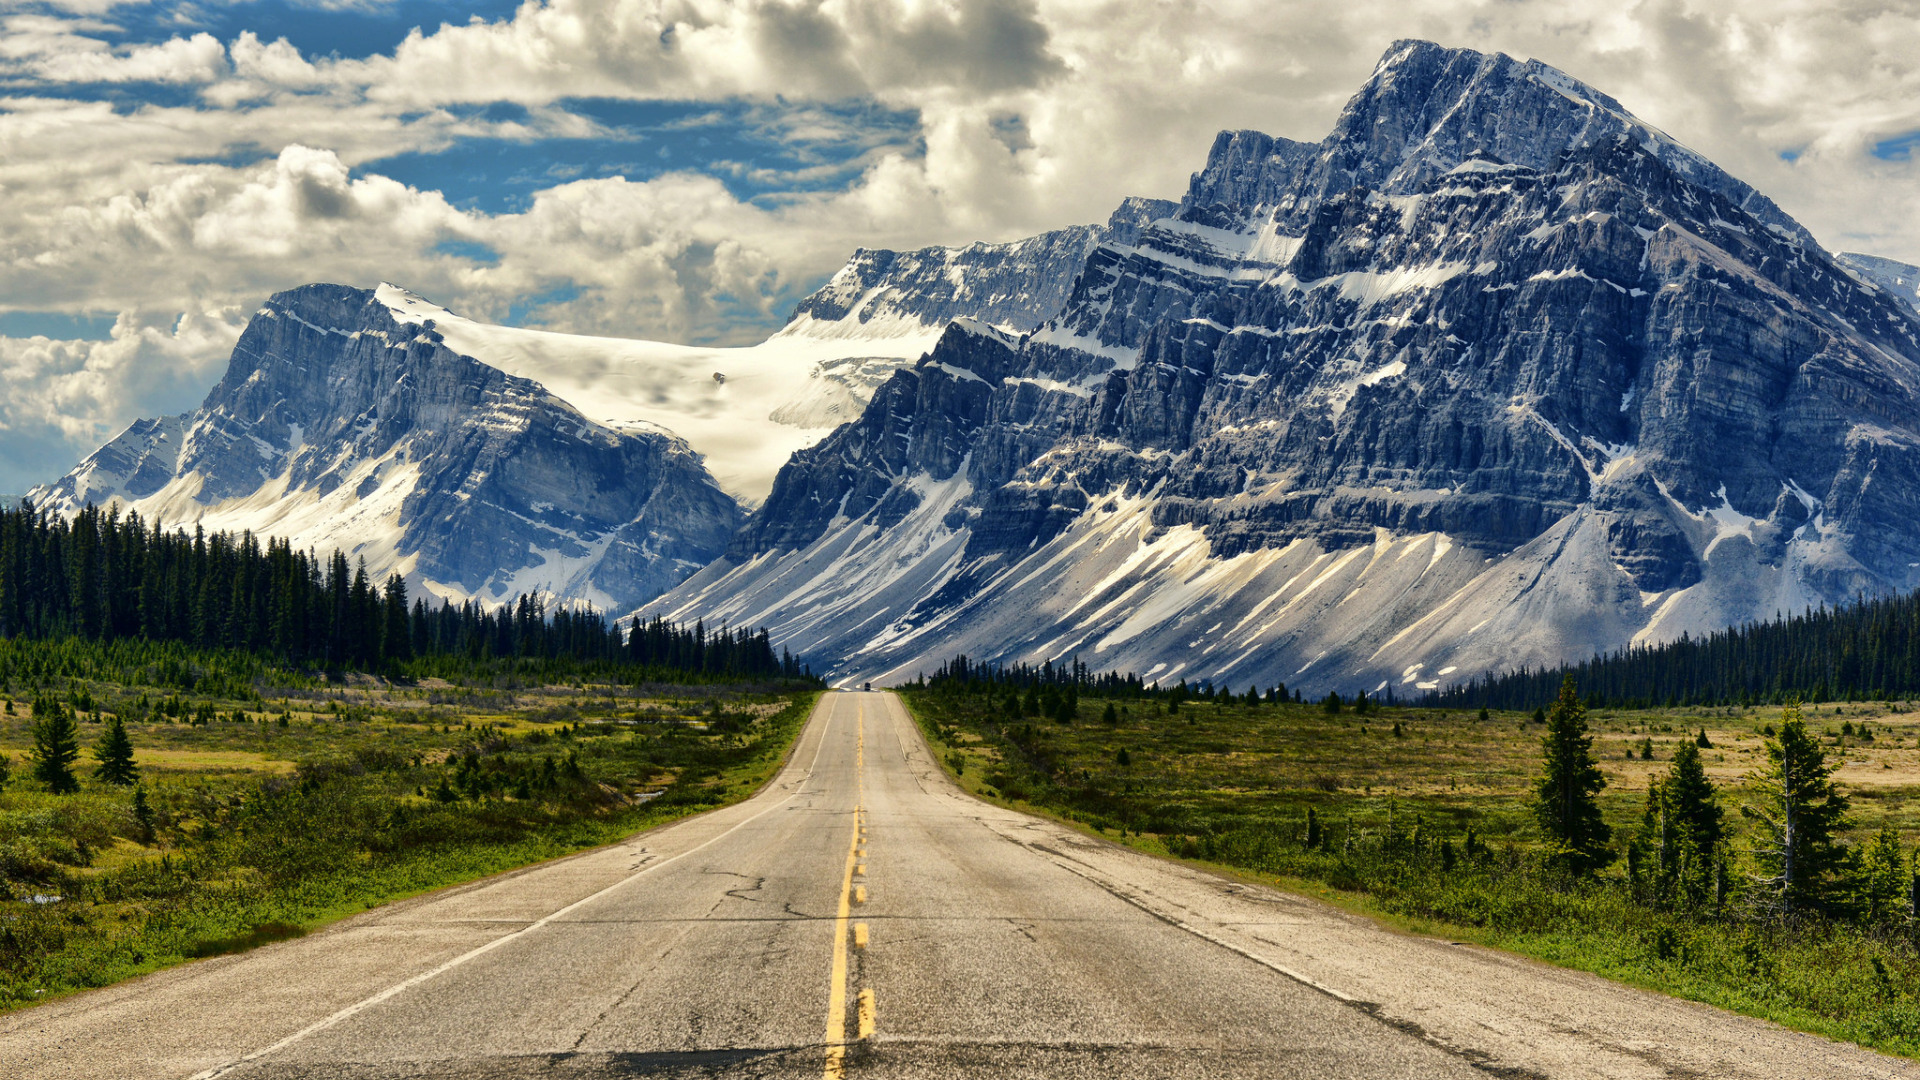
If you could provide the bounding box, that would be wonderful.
[32,214,1153,610]
[1838,252,1920,315]
[644,40,1920,694]
[33,285,745,610]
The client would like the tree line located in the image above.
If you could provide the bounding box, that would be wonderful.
[1428,589,1920,711]
[0,500,807,681]
[920,653,1326,707]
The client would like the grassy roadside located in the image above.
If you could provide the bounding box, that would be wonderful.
[0,670,818,1012]
[899,687,1920,1059]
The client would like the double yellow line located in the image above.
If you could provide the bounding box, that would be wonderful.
[824,702,874,1078]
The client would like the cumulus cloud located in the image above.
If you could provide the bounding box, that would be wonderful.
[2,0,1919,492]
[0,307,244,492]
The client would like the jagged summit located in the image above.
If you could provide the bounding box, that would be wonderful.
[1187,41,1806,243]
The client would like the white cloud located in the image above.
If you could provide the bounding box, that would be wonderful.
[0,307,243,492]
[2,0,1919,492]
[1,16,227,84]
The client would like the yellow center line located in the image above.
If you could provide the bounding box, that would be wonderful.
[823,703,867,1079]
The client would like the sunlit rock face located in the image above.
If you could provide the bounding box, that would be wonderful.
[648,40,1920,695]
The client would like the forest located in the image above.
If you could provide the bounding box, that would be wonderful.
[1427,588,1920,711]
[0,500,807,681]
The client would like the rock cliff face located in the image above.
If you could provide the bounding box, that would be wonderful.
[35,284,744,611]
[648,40,1920,693]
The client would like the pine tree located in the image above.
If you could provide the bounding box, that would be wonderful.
[1742,703,1850,913]
[1532,676,1613,874]
[92,714,139,785]
[1853,826,1908,923]
[381,573,412,664]
[1663,742,1723,861]
[1305,807,1323,850]
[29,697,81,795]
[131,786,156,843]
[1635,743,1723,908]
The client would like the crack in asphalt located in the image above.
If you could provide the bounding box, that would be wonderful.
[703,869,769,904]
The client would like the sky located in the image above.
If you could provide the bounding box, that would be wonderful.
[2,0,1918,493]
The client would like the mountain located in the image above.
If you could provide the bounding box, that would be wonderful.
[1837,252,1920,314]
[31,212,1160,611]
[786,196,1173,337]
[32,284,744,611]
[645,39,1920,695]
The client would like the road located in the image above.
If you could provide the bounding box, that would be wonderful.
[4,690,1915,1079]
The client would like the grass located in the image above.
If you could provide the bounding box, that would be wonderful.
[0,661,818,1012]
[902,686,1920,1059]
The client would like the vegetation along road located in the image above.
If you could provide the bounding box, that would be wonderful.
[0,690,1912,1078]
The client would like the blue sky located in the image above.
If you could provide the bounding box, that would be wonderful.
[1,0,1918,494]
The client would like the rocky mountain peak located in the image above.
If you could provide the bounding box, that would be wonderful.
[35,283,745,612]
[1184,40,1808,245]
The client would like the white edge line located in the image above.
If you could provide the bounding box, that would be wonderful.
[191,697,842,1080]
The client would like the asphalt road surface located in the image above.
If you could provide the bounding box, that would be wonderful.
[5,690,1917,1079]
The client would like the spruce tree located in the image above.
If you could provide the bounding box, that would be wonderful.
[131,786,156,844]
[92,715,139,786]
[1742,703,1850,913]
[29,697,81,795]
[382,573,412,663]
[1635,743,1723,908]
[1663,742,1723,860]
[1532,676,1613,874]
[1854,826,1908,923]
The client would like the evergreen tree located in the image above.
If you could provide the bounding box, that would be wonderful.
[1532,676,1613,874]
[1663,742,1724,861]
[131,786,156,843]
[92,714,139,785]
[1305,806,1323,850]
[381,573,412,663]
[1853,826,1909,923]
[1634,743,1723,909]
[1742,703,1851,913]
[1323,692,1342,714]
[29,697,81,795]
